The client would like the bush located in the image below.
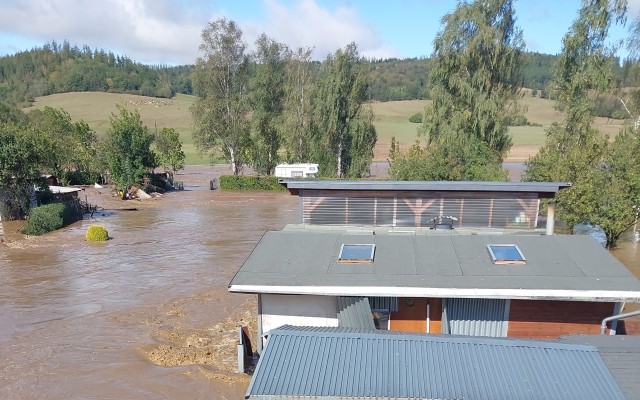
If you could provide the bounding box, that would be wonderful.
[23,203,66,235]
[504,114,529,126]
[408,113,423,123]
[219,175,286,190]
[86,225,109,241]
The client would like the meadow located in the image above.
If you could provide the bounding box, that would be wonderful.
[27,92,627,164]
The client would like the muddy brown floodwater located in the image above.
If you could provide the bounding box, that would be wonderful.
[1,166,639,399]
[0,165,298,399]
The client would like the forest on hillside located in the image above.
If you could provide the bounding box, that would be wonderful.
[0,40,594,106]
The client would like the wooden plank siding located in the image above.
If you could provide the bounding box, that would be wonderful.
[507,300,615,339]
[390,298,442,333]
[301,190,540,229]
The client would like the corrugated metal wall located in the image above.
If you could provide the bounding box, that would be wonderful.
[301,190,540,228]
[444,298,509,337]
[368,296,398,312]
[337,297,376,329]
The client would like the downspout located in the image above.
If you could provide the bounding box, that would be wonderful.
[600,309,640,335]
[257,294,263,354]
[546,202,556,235]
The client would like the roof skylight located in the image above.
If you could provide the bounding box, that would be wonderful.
[487,244,526,265]
[339,244,375,263]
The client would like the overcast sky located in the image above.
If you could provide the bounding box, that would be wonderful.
[0,0,639,65]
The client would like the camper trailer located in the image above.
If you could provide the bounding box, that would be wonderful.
[274,163,318,178]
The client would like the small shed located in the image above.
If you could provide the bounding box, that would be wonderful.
[47,186,83,201]
[280,180,570,230]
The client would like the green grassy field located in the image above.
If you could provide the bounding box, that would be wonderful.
[27,91,628,164]
[26,92,210,165]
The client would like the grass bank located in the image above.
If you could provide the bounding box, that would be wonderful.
[27,92,627,164]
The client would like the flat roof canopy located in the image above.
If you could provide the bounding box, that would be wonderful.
[282,180,571,197]
[229,231,640,302]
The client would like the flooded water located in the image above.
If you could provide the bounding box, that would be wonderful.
[1,165,639,399]
[0,166,298,399]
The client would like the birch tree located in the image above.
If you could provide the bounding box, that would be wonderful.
[424,0,525,159]
[191,18,250,175]
[282,47,315,163]
[525,0,638,247]
[314,43,376,178]
[250,34,287,175]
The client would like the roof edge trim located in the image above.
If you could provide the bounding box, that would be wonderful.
[228,285,640,302]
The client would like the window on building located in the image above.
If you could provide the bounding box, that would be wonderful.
[487,244,526,265]
[339,244,375,263]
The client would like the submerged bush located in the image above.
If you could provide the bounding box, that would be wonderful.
[86,225,109,241]
[219,175,285,190]
[23,203,66,235]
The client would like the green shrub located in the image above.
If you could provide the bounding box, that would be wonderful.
[219,175,286,190]
[86,225,109,241]
[23,203,66,235]
[408,113,423,123]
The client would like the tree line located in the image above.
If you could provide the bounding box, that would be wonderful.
[191,19,376,178]
[1,39,572,105]
[0,40,193,106]
[1,38,635,120]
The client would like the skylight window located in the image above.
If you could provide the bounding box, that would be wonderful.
[487,244,526,265]
[339,244,375,263]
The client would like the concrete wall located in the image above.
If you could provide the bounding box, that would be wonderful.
[261,294,339,333]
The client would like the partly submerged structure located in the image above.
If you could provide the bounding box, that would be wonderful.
[282,180,570,232]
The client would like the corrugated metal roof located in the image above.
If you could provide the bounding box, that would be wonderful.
[337,296,376,329]
[246,326,624,399]
[228,231,640,302]
[282,180,571,194]
[559,334,640,400]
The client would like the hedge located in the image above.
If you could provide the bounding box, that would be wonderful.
[23,202,80,236]
[219,175,285,191]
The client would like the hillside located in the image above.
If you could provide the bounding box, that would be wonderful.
[25,91,628,164]
[2,42,559,106]
[26,92,207,165]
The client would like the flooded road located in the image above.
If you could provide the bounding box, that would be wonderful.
[0,165,639,399]
[0,165,299,399]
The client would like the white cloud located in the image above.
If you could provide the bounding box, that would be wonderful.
[0,0,398,64]
[0,0,214,64]
[628,0,640,17]
[245,0,399,60]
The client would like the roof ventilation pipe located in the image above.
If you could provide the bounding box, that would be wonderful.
[429,216,458,230]
[546,202,556,235]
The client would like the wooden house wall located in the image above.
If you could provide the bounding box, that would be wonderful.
[301,190,540,229]
[388,298,613,339]
[390,297,442,333]
[507,300,615,339]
